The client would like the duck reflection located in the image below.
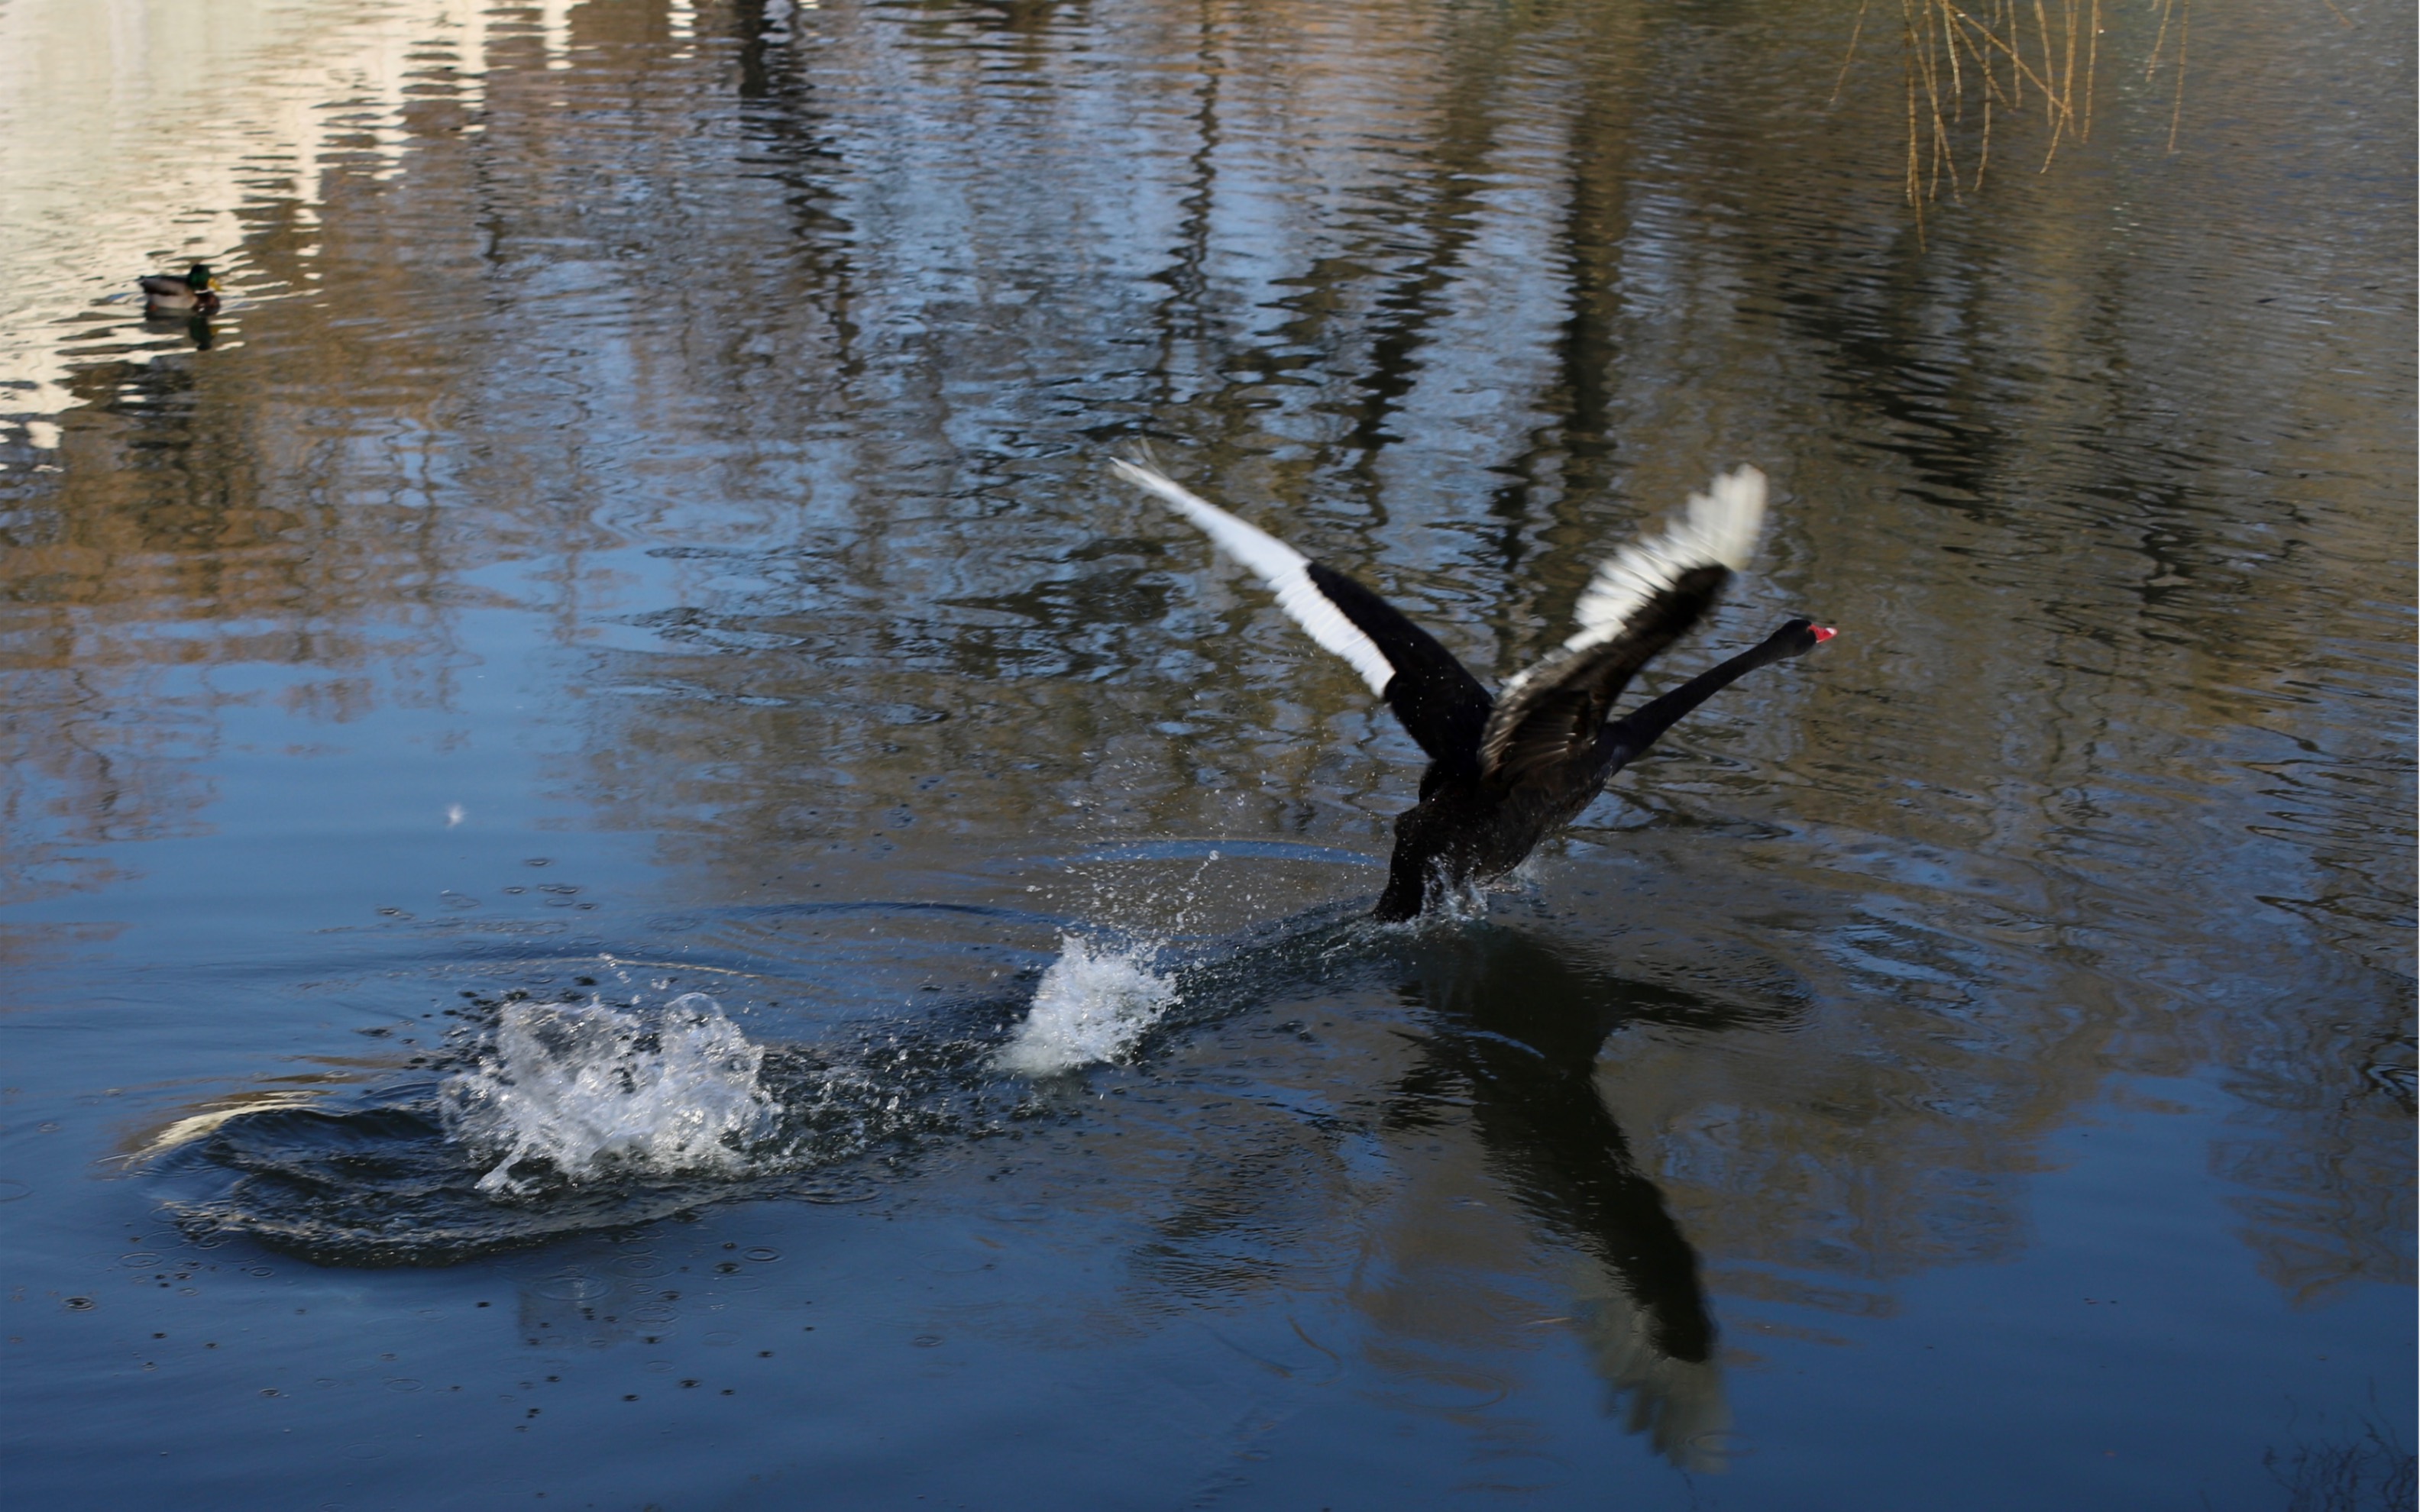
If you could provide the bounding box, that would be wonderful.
[137,309,216,351]
[1388,926,1779,1471]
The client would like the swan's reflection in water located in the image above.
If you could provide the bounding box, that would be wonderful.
[1387,926,1781,1469]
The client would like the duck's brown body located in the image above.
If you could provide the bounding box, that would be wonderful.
[141,263,220,315]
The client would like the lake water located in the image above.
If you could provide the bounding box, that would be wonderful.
[2,1,2412,1507]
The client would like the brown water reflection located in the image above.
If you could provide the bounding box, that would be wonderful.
[0,0,2409,1501]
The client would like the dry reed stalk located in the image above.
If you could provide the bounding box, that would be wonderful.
[1859,0,2240,205]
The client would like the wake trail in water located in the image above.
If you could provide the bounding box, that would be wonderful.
[153,902,1383,1265]
[155,977,1024,1265]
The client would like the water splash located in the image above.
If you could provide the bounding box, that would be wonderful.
[995,935,1179,1074]
[439,993,775,1194]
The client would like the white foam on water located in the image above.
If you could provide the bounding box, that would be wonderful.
[440,993,775,1195]
[1365,864,1502,931]
[995,935,1179,1075]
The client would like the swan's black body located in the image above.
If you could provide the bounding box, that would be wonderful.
[1115,457,1830,921]
[1367,609,1828,920]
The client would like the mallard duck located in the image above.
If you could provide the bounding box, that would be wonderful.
[140,263,221,315]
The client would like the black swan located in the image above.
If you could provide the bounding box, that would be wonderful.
[1111,457,1832,921]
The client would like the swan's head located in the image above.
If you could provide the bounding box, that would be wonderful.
[1765,617,1837,659]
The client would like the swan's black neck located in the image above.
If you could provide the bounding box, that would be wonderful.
[1597,625,1809,775]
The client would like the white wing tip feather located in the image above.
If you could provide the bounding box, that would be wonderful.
[1108,456,1219,523]
[1108,453,1394,698]
[1568,464,1771,635]
[1687,465,1767,571]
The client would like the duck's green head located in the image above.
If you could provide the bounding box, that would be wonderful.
[186,263,216,292]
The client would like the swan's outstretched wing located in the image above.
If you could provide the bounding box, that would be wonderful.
[1112,457,1493,769]
[1478,467,1767,788]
